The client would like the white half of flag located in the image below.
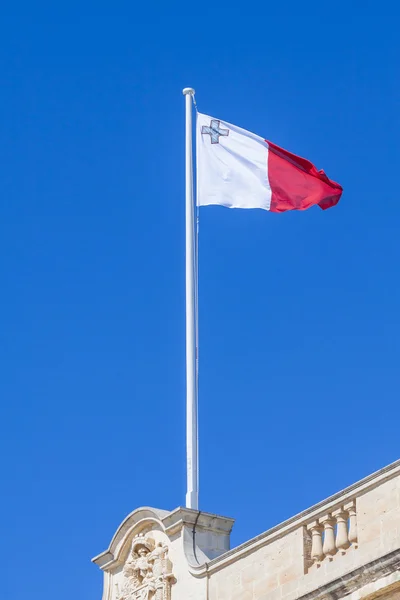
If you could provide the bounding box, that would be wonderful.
[196,112,271,210]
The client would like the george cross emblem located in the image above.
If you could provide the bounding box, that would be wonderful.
[201,119,229,144]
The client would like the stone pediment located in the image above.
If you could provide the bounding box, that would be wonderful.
[92,507,235,600]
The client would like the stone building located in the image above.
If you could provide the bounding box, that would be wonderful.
[93,460,400,600]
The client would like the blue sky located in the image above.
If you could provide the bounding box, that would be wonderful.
[1,8,399,600]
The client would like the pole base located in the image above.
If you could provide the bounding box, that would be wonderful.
[186,490,199,510]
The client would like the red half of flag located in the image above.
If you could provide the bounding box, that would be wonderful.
[266,140,343,213]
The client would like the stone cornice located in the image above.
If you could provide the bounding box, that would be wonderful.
[163,507,234,537]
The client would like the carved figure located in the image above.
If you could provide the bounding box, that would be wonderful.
[117,535,175,600]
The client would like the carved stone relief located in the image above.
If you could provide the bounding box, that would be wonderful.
[116,534,176,600]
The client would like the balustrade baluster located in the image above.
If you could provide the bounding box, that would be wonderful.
[345,501,358,545]
[320,515,337,557]
[333,508,350,552]
[307,521,324,563]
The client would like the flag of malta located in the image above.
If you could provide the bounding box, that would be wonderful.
[196,113,342,212]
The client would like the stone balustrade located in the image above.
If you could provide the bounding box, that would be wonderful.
[306,500,357,567]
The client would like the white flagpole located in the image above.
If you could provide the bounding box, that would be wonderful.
[182,87,198,510]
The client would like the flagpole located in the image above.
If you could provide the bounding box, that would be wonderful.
[183,87,198,510]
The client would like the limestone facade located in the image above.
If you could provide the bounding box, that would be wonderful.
[93,460,400,600]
